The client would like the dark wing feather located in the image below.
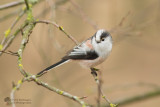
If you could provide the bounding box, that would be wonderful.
[63,47,98,60]
[63,36,98,60]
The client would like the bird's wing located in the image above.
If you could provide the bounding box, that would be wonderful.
[63,39,98,60]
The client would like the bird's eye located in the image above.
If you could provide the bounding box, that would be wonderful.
[100,31,109,42]
[101,38,105,41]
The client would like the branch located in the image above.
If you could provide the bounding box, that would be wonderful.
[0,0,44,22]
[18,23,35,77]
[7,2,89,107]
[0,1,24,10]
[0,50,18,56]
[17,22,35,76]
[30,75,89,106]
[0,22,28,56]
[110,11,131,33]
[35,20,79,45]
[105,88,160,107]
[0,0,43,56]
[0,0,43,10]
[91,68,117,107]
[0,10,25,53]
[69,0,99,30]
[24,0,30,10]
[10,75,90,107]
[10,79,25,107]
[0,10,20,22]
[35,0,69,18]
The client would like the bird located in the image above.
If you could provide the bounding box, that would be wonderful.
[37,29,112,76]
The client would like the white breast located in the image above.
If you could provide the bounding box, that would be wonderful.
[78,35,112,68]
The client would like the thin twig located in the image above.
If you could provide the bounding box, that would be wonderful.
[17,3,35,76]
[110,11,131,33]
[0,10,20,22]
[0,0,43,22]
[91,68,117,107]
[105,88,160,107]
[35,20,78,45]
[35,0,69,18]
[10,79,25,107]
[0,10,25,50]
[70,0,99,30]
[0,1,24,10]
[2,0,90,107]
[0,51,18,56]
[8,3,89,107]
[0,0,43,56]
[97,70,102,107]
[119,11,131,26]
[97,71,112,104]
[17,22,35,76]
[29,75,89,106]
[10,75,90,107]
[0,22,28,56]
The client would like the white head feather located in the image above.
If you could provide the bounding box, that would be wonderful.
[92,29,112,59]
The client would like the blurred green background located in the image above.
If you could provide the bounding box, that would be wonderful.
[0,0,160,107]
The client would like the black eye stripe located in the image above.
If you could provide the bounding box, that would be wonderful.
[100,32,109,40]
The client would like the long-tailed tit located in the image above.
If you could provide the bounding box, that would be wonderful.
[37,29,112,76]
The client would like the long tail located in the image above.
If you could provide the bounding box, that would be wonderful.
[37,59,69,76]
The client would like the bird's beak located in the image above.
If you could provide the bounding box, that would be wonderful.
[96,40,100,43]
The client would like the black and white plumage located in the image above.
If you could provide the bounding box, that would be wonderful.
[37,29,112,76]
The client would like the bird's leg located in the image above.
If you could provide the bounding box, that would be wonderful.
[90,67,99,76]
[90,67,100,84]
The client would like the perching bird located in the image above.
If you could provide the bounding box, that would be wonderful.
[37,29,112,76]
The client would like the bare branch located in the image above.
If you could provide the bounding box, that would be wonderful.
[17,22,35,76]
[31,75,89,106]
[0,51,18,56]
[0,10,20,22]
[10,75,90,107]
[10,79,25,107]
[0,10,25,52]
[35,0,69,18]
[0,0,43,56]
[70,0,99,30]
[91,68,117,107]
[35,20,79,45]
[105,88,160,107]
[0,22,28,56]
[0,1,24,10]
[110,11,131,33]
[6,2,89,106]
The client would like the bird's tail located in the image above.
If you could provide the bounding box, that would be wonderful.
[37,59,69,76]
